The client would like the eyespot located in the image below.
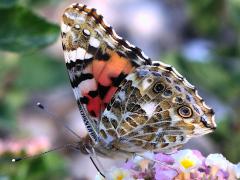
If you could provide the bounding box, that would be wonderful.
[178,105,192,118]
[153,82,165,93]
[83,29,91,37]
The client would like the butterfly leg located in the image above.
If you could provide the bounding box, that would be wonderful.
[90,147,106,178]
[89,156,105,178]
[135,153,179,175]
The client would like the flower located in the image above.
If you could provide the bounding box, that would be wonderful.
[155,153,174,164]
[234,163,240,179]
[154,153,178,180]
[205,153,240,179]
[95,173,105,180]
[25,137,50,156]
[205,154,229,171]
[172,149,202,172]
[106,168,134,180]
[0,137,50,156]
[155,166,178,180]
[95,149,240,180]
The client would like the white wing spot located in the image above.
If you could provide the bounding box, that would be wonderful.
[73,87,81,100]
[83,29,91,36]
[142,78,152,90]
[61,23,70,33]
[89,37,100,48]
[141,102,156,117]
[118,91,126,102]
[74,24,80,29]
[85,53,93,59]
[66,50,77,63]
[76,48,86,60]
[141,51,149,59]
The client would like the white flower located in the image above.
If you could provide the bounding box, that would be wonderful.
[233,162,240,179]
[105,168,134,180]
[205,153,229,171]
[171,149,202,172]
[133,151,154,164]
[95,173,105,180]
[205,153,240,179]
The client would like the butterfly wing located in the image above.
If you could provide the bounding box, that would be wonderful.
[61,3,151,142]
[99,62,216,153]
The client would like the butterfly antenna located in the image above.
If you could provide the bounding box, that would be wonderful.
[12,143,77,163]
[37,102,105,178]
[36,102,81,140]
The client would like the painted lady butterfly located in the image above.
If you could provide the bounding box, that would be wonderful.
[61,3,216,158]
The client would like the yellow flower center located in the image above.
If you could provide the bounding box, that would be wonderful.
[116,174,124,180]
[180,157,195,169]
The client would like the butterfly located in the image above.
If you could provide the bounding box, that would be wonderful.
[61,3,216,158]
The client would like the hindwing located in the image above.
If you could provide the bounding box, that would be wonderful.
[98,62,216,153]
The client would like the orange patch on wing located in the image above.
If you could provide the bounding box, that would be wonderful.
[92,51,133,86]
[87,51,134,118]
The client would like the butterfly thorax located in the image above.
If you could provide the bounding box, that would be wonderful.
[76,135,134,158]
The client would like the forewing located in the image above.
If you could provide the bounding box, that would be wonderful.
[61,3,151,142]
[99,61,216,153]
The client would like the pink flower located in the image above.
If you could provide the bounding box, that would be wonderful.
[0,137,50,156]
[25,137,50,156]
[122,160,135,170]
[154,153,178,180]
[155,165,178,180]
[155,153,175,164]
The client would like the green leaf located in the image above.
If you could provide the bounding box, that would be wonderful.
[21,0,62,7]
[0,0,17,7]
[187,0,225,37]
[0,52,67,130]
[0,6,60,52]
[15,52,68,90]
[0,153,67,180]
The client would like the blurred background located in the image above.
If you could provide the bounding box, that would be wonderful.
[0,0,239,179]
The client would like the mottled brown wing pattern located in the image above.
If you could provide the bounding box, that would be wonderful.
[61,3,151,142]
[99,62,216,153]
[61,3,216,157]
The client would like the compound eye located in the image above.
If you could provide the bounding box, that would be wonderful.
[153,82,165,93]
[178,105,192,118]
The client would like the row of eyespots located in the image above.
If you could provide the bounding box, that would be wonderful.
[151,64,215,116]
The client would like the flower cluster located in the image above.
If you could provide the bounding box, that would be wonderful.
[0,137,50,156]
[96,149,240,180]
